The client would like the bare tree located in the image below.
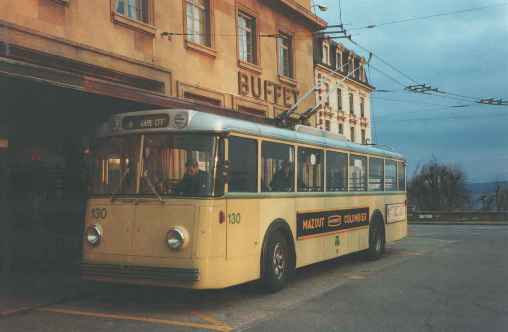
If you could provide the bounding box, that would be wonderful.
[408,159,471,211]
[495,183,508,211]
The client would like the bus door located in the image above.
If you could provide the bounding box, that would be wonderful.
[225,136,260,260]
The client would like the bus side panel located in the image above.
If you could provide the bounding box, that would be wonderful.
[221,198,261,285]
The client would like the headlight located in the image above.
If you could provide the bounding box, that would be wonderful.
[86,225,102,246]
[167,227,186,250]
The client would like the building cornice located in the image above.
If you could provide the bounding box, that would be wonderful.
[259,0,327,30]
[315,64,374,92]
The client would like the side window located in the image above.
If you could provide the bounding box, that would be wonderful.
[398,161,406,191]
[298,147,324,192]
[369,157,384,191]
[385,160,397,191]
[326,151,348,192]
[228,136,257,192]
[262,142,294,192]
[350,155,367,191]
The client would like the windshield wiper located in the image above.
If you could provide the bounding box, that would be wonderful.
[142,170,163,202]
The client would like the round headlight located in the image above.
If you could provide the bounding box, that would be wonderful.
[167,228,185,250]
[86,225,102,246]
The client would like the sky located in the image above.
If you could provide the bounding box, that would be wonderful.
[316,0,508,183]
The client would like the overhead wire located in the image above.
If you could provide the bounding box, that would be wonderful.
[348,2,508,31]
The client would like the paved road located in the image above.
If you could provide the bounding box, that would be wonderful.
[1,225,507,332]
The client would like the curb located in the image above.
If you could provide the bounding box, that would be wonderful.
[409,222,508,226]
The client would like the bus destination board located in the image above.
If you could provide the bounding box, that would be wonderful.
[122,114,170,130]
[297,207,370,240]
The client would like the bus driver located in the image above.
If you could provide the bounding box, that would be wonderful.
[175,159,209,195]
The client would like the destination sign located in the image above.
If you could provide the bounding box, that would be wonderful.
[296,207,370,240]
[122,114,169,130]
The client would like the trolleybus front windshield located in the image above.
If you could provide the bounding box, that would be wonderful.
[89,134,222,197]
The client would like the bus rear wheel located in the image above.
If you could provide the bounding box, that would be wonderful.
[367,219,385,260]
[262,232,291,292]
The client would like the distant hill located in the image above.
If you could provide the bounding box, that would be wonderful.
[467,181,508,194]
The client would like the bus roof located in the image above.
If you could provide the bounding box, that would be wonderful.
[99,109,405,161]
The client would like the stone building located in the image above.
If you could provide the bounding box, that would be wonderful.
[313,37,374,144]
[0,0,326,273]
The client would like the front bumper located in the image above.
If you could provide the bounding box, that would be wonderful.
[80,263,200,283]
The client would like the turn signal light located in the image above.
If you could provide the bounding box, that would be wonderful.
[219,211,225,224]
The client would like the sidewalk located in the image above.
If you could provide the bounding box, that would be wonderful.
[0,270,89,317]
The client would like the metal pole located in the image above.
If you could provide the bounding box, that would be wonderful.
[0,141,11,280]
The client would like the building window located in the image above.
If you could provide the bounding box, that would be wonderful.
[325,120,330,131]
[338,123,344,135]
[238,12,256,64]
[336,50,342,69]
[116,0,149,23]
[349,93,354,115]
[324,82,330,107]
[337,88,342,111]
[185,0,211,46]
[361,129,366,144]
[360,97,365,117]
[322,43,330,65]
[354,57,361,80]
[278,32,293,78]
[350,126,355,142]
[228,136,257,192]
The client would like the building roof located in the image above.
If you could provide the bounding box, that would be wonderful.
[314,37,374,90]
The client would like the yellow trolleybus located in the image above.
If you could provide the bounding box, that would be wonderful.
[82,109,407,291]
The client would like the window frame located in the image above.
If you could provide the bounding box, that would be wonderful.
[368,157,385,192]
[337,88,343,111]
[237,9,258,66]
[261,140,295,193]
[297,146,325,192]
[322,42,330,65]
[349,92,355,115]
[227,135,258,193]
[183,0,215,53]
[349,154,368,192]
[325,150,348,192]
[277,31,294,79]
[111,0,156,35]
[114,0,150,24]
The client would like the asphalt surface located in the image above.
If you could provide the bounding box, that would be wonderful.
[1,225,507,332]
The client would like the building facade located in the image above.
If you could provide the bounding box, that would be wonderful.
[0,0,326,119]
[313,37,374,144]
[0,0,326,274]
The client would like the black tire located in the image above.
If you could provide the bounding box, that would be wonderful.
[261,231,292,293]
[367,219,385,260]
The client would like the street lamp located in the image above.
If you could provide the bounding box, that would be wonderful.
[311,4,328,13]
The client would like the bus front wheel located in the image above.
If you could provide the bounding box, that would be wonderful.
[367,219,385,260]
[262,231,291,292]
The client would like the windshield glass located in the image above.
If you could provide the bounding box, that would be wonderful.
[90,135,141,195]
[89,134,222,197]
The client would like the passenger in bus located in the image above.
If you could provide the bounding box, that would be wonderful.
[270,161,293,192]
[175,159,209,195]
